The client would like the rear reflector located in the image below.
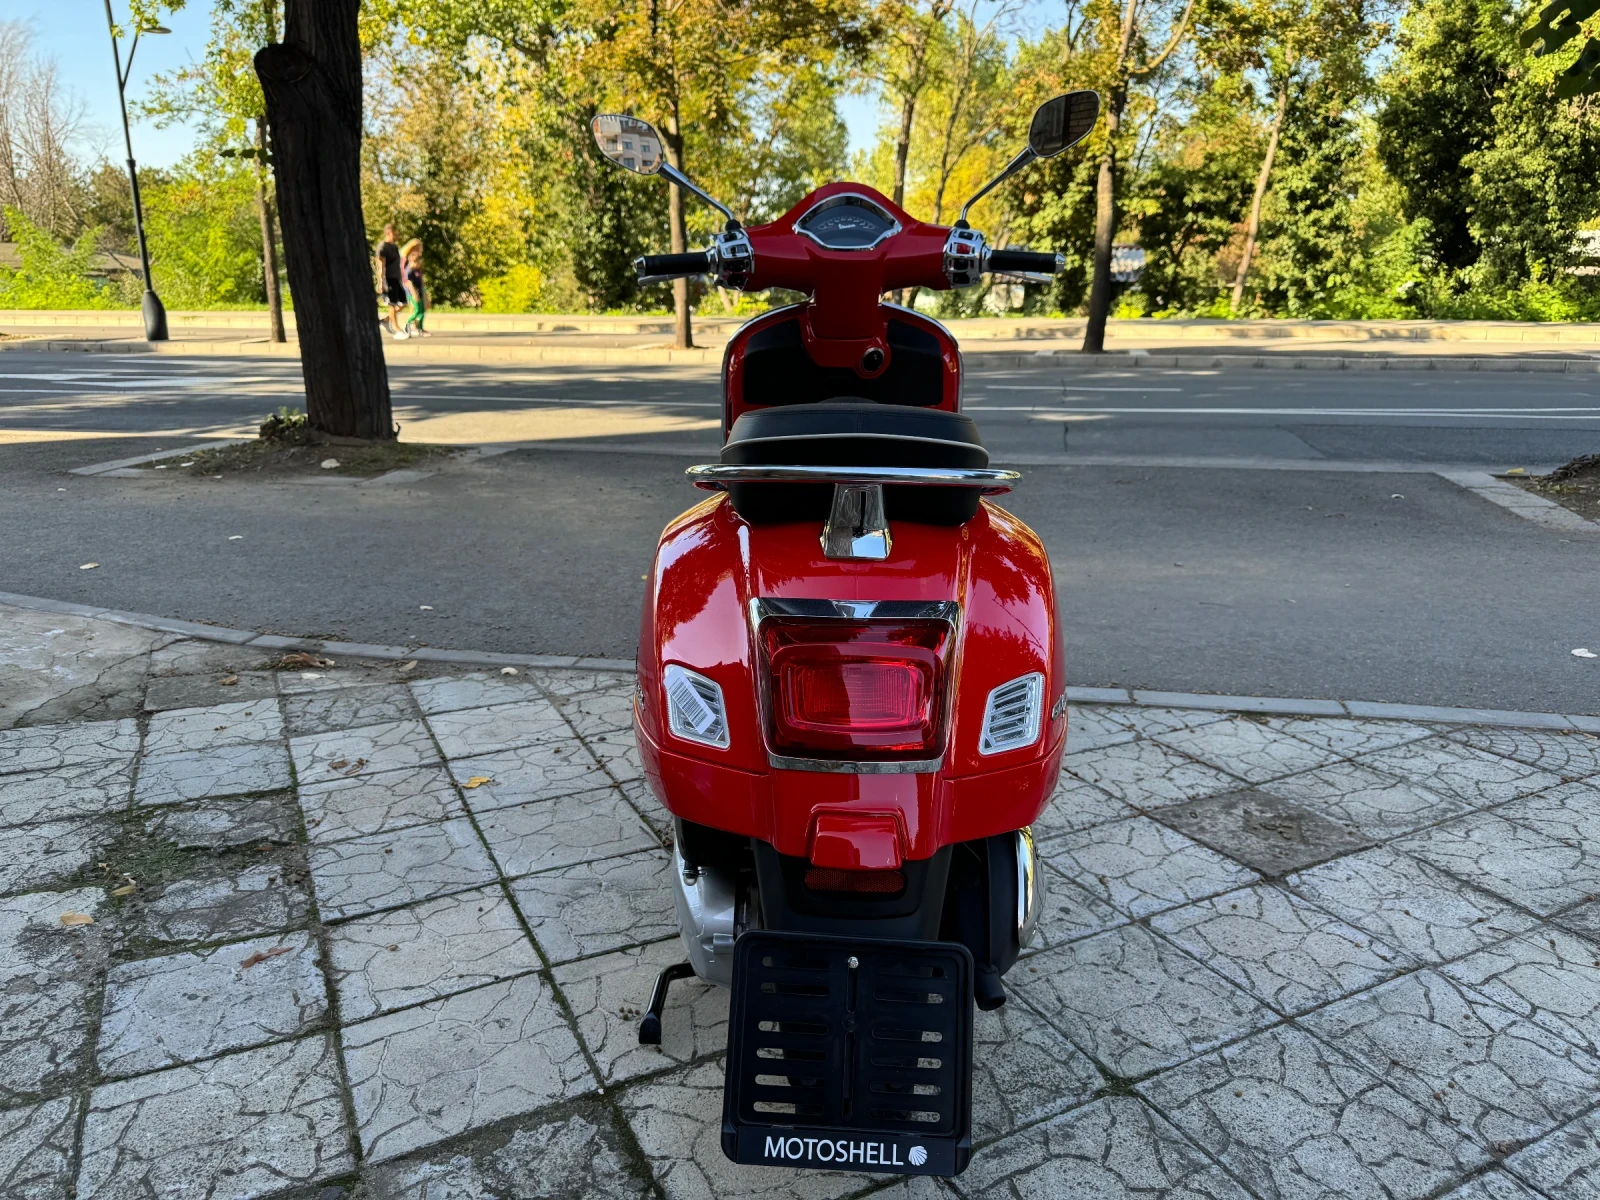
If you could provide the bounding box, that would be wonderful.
[804,867,907,895]
[761,619,950,759]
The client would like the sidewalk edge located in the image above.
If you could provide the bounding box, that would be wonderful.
[1,590,1592,731]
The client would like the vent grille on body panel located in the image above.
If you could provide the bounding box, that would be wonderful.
[664,664,730,749]
[978,673,1044,755]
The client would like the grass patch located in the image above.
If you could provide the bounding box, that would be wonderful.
[1511,454,1600,524]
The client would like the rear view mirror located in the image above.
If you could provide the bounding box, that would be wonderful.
[591,114,665,175]
[1028,92,1100,158]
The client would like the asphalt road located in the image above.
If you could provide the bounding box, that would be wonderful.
[1,350,1596,712]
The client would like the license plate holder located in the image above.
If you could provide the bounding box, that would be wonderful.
[721,929,973,1177]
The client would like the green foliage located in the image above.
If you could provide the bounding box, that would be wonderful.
[0,209,123,310]
[141,161,265,308]
[1522,0,1600,96]
[259,405,311,443]
[478,264,546,312]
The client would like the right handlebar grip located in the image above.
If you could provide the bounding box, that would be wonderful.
[987,248,1063,275]
[637,251,713,279]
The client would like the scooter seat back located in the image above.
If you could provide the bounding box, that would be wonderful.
[721,402,988,525]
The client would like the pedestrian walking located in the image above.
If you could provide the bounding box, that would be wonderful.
[400,238,428,336]
[375,225,408,339]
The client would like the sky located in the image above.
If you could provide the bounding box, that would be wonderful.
[24,0,1043,169]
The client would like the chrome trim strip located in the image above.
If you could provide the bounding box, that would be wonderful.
[750,598,961,624]
[766,752,944,775]
[821,483,892,560]
[687,464,1018,492]
[792,193,903,251]
[722,431,991,465]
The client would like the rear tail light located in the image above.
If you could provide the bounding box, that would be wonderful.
[664,664,730,749]
[761,619,951,760]
[979,673,1044,755]
[804,867,906,895]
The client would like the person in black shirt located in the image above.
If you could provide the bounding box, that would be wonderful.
[375,225,408,339]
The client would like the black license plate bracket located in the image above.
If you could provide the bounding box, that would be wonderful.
[721,929,974,1177]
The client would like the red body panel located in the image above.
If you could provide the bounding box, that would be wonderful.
[635,496,1067,863]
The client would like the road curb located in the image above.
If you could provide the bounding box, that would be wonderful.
[1,589,1593,732]
[6,334,1600,373]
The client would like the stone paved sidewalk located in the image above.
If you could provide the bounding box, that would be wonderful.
[4,604,1600,1200]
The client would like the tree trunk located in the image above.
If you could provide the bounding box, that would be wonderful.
[1081,89,1124,354]
[254,0,392,440]
[893,93,916,210]
[1231,84,1288,314]
[254,118,286,344]
[662,113,694,350]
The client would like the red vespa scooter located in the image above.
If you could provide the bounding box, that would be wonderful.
[592,92,1100,1179]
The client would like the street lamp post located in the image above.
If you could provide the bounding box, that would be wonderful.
[101,2,169,341]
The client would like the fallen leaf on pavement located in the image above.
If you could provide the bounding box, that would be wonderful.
[228,535,243,540]
[1505,467,1525,475]
[419,605,433,611]
[1575,648,1598,659]
[329,759,349,770]
[342,758,368,773]
[275,652,334,669]
[219,674,239,686]
[59,913,94,926]
[111,884,137,897]
[500,667,518,676]
[320,458,340,469]
[399,660,418,673]
[462,776,493,789]
[239,946,293,969]
[79,563,98,570]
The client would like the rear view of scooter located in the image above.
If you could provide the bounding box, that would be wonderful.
[591,91,1100,1178]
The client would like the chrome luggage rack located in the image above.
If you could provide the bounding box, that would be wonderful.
[685,464,1020,494]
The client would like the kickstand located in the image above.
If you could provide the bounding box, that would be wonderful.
[639,960,696,1045]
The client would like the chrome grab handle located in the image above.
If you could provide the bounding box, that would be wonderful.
[686,464,1019,493]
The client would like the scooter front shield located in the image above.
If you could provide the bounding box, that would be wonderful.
[721,930,974,1177]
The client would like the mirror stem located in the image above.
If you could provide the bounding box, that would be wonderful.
[659,162,736,226]
[957,148,1036,226]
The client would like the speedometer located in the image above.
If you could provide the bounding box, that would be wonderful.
[794,195,901,251]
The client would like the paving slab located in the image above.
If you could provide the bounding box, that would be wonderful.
[0,816,113,894]
[1437,1173,1552,1200]
[1354,738,1564,809]
[1138,1023,1486,1200]
[1,887,107,1102]
[328,885,540,1022]
[0,759,132,828]
[1400,812,1600,917]
[1098,706,1231,738]
[1447,726,1600,782]
[341,973,594,1163]
[1151,884,1408,1015]
[617,1057,877,1200]
[425,698,569,761]
[410,673,544,715]
[132,742,293,807]
[1443,928,1600,1059]
[76,1034,353,1200]
[949,1095,1252,1200]
[308,817,499,921]
[1042,815,1260,919]
[139,792,299,850]
[96,930,325,1077]
[508,848,676,964]
[290,719,442,785]
[144,700,282,755]
[1008,922,1274,1077]
[133,861,309,945]
[1255,715,1434,758]
[0,1095,77,1200]
[1024,863,1129,951]
[1553,899,1600,945]
[281,682,419,738]
[552,938,729,1085]
[1302,970,1600,1155]
[0,718,138,775]
[354,1099,655,1200]
[474,787,660,878]
[0,605,160,728]
[1150,788,1375,877]
[1504,1108,1600,1197]
[1059,739,1242,808]
[298,764,464,845]
[1287,845,1538,964]
[1266,761,1477,840]
[445,742,612,812]
[1154,716,1347,783]
[1496,780,1600,849]
[967,998,1103,1143]
[1063,705,1139,754]
[1029,773,1134,840]
[143,671,277,713]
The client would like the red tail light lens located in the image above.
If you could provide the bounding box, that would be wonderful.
[761,620,950,758]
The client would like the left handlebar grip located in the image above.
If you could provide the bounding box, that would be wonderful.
[636,251,713,281]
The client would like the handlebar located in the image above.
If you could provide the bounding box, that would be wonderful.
[635,251,712,282]
[986,248,1063,276]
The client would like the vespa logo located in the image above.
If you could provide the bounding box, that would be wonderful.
[762,1136,928,1168]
